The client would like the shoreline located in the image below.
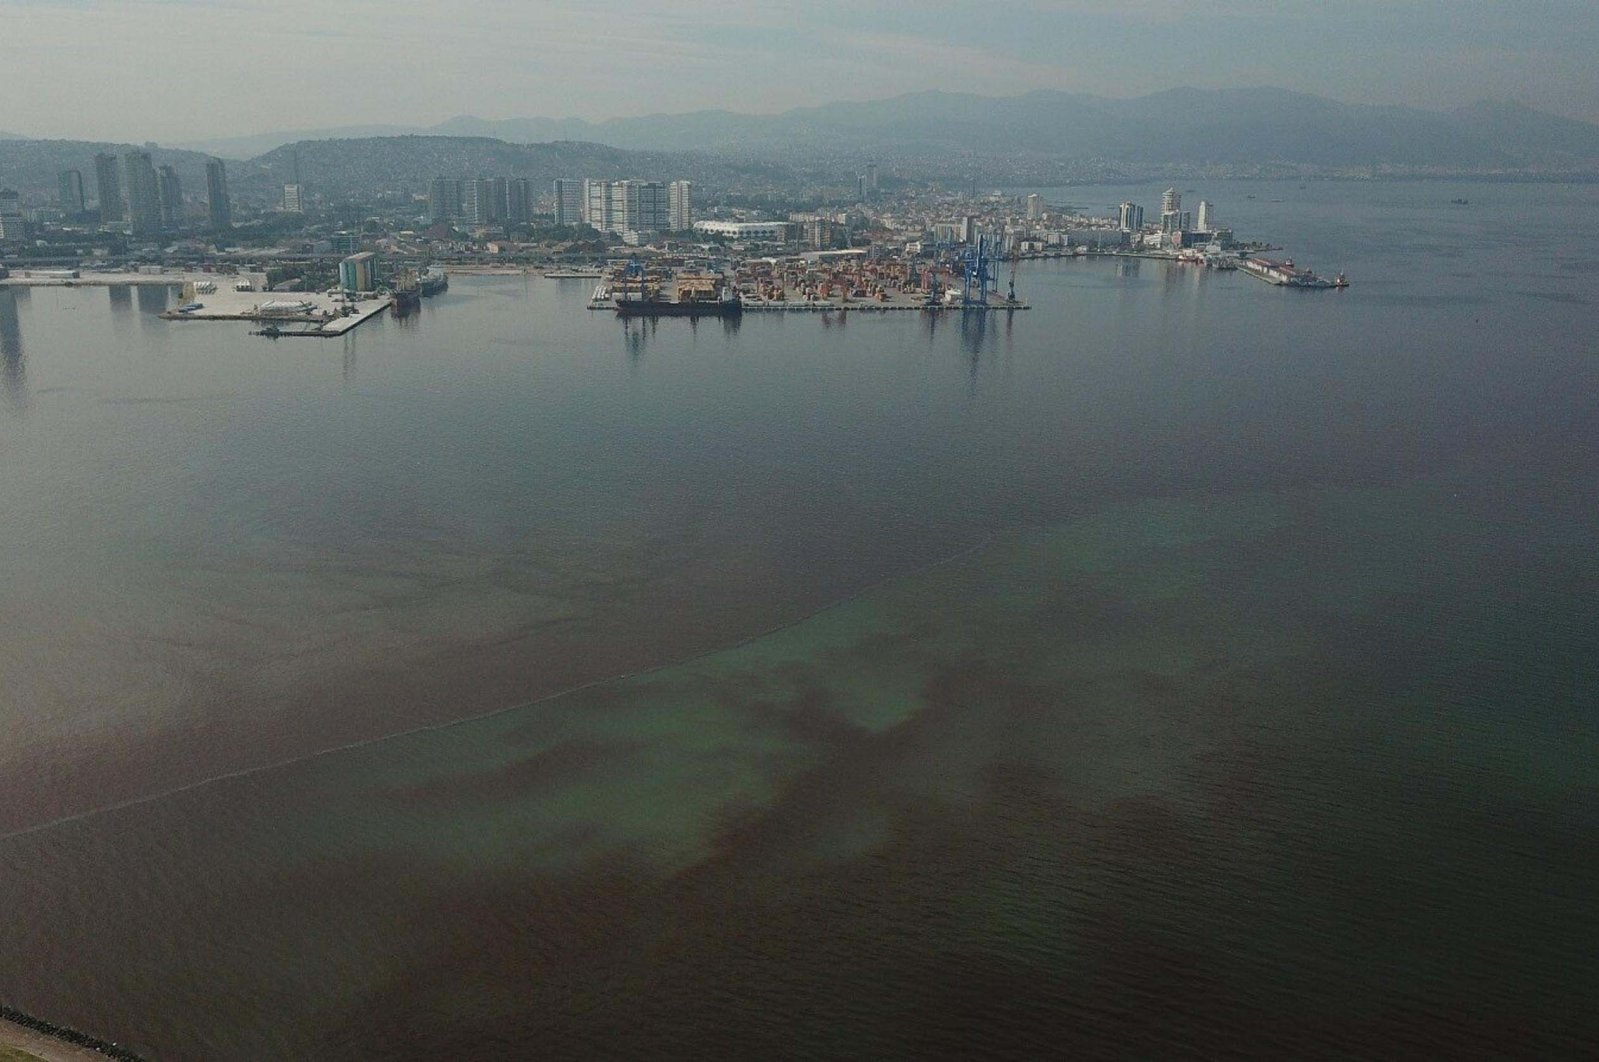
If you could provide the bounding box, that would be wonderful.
[0,1005,142,1061]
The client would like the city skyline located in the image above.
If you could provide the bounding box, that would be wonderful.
[2,0,1597,143]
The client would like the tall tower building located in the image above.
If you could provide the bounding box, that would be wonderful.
[94,153,124,223]
[0,189,24,241]
[552,179,584,226]
[122,151,162,238]
[1161,187,1180,214]
[58,170,86,215]
[428,177,461,222]
[463,178,493,225]
[205,159,232,229]
[668,180,693,231]
[867,162,879,194]
[157,165,182,229]
[507,178,532,223]
[281,184,304,212]
[1026,193,1044,221]
[583,180,612,231]
[1117,202,1144,230]
[1196,200,1214,232]
[488,177,509,222]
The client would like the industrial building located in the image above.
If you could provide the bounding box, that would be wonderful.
[693,219,791,242]
[339,252,378,293]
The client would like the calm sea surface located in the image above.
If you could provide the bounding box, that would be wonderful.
[1,181,1597,1059]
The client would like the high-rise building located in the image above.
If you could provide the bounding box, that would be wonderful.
[507,178,532,223]
[489,177,509,222]
[867,162,878,194]
[339,252,378,293]
[1117,202,1144,230]
[583,180,611,230]
[1026,194,1045,221]
[668,180,693,231]
[122,151,162,238]
[1161,187,1181,214]
[281,184,304,213]
[553,179,584,226]
[0,189,24,241]
[463,178,493,225]
[205,159,232,229]
[58,170,86,215]
[94,153,124,223]
[428,177,461,223]
[1196,200,1214,232]
[617,180,669,236]
[857,174,867,201]
[157,165,182,229]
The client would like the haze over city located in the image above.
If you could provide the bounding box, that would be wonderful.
[3,0,1598,142]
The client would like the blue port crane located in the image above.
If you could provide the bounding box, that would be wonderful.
[960,234,996,308]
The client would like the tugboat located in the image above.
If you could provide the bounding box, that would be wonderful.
[253,323,283,338]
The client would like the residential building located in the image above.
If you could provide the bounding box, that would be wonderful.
[668,180,693,231]
[507,178,531,223]
[1026,194,1044,221]
[1161,187,1181,214]
[488,177,509,222]
[0,189,24,241]
[122,151,162,238]
[282,183,304,213]
[339,252,378,293]
[157,165,182,229]
[205,158,231,229]
[463,178,493,225]
[58,170,86,214]
[1117,202,1144,230]
[552,179,584,226]
[583,180,611,230]
[429,177,461,222]
[94,153,124,223]
[1196,200,1214,232]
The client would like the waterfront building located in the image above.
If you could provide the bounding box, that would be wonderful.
[282,183,304,213]
[94,153,124,224]
[58,170,86,215]
[1026,194,1045,221]
[668,180,693,231]
[1196,200,1214,232]
[157,165,183,229]
[1161,187,1181,214]
[584,180,669,236]
[339,251,378,293]
[1117,202,1144,230]
[205,159,232,229]
[122,151,162,239]
[553,179,584,226]
[429,177,461,223]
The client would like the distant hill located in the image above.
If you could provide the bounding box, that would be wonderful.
[173,88,1599,174]
[239,136,797,197]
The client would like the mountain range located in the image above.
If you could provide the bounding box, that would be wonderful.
[169,88,1599,172]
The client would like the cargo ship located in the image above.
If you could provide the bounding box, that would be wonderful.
[1241,257,1349,289]
[615,273,742,317]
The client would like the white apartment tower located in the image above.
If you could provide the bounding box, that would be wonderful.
[668,180,693,231]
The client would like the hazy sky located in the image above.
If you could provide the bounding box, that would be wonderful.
[3,0,1597,142]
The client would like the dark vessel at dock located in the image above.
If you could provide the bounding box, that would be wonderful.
[614,271,742,317]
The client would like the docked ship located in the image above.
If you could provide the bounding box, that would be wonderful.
[615,273,742,317]
[1241,257,1349,289]
[545,267,605,279]
[419,268,448,296]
